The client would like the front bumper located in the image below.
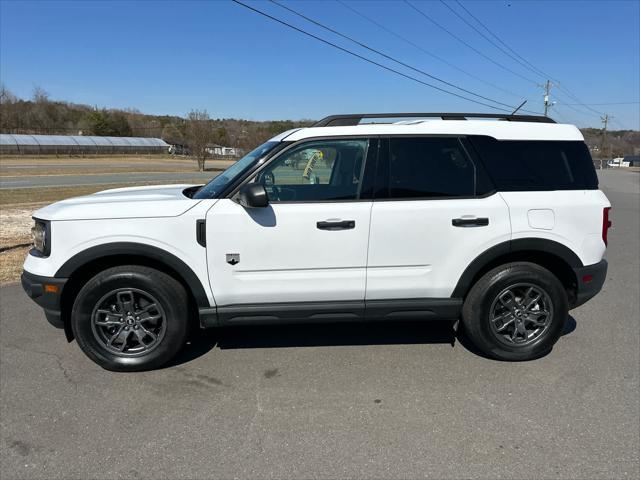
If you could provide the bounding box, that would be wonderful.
[21,270,68,328]
[572,259,608,309]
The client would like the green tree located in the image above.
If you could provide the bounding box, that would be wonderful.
[84,109,132,136]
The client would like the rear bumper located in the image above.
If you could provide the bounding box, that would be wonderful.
[572,259,607,309]
[21,270,68,328]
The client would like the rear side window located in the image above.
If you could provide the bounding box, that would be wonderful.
[386,137,475,198]
[469,136,598,191]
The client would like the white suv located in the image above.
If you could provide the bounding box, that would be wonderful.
[22,113,611,371]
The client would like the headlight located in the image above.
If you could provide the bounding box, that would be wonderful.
[31,219,48,255]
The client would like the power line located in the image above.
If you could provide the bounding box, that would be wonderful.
[335,0,523,99]
[270,0,516,110]
[610,118,630,130]
[557,101,639,106]
[453,0,553,80]
[439,0,545,82]
[552,90,604,118]
[231,0,513,112]
[403,0,539,85]
[451,1,611,119]
[549,108,573,125]
[556,87,605,116]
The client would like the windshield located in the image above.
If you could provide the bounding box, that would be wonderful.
[193,141,281,199]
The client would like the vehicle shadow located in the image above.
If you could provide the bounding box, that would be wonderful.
[168,315,577,367]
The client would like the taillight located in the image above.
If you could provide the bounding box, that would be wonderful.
[602,207,612,246]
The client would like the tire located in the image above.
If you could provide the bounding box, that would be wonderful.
[71,265,189,371]
[461,262,568,361]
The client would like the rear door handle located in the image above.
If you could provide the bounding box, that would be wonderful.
[452,217,489,227]
[317,220,355,230]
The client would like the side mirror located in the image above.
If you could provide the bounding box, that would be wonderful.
[237,183,269,208]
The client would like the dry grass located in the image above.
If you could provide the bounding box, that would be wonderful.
[0,204,36,284]
[0,203,41,247]
[0,246,30,285]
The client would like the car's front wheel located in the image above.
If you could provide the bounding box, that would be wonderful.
[71,265,189,371]
[461,262,568,361]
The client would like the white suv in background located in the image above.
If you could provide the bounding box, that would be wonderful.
[22,113,611,371]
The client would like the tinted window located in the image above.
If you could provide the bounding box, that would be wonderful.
[387,137,475,198]
[469,137,598,191]
[255,139,369,201]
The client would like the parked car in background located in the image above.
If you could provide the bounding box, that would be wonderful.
[608,157,629,168]
[168,144,190,156]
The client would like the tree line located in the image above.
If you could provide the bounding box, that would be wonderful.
[0,85,312,170]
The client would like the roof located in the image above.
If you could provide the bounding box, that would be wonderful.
[313,112,555,126]
[275,120,584,143]
[0,134,169,147]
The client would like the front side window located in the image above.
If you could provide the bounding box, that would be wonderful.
[386,137,475,198]
[193,140,282,199]
[254,139,369,202]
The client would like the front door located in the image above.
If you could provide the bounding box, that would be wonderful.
[206,138,376,309]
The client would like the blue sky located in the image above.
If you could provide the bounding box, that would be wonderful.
[1,0,638,129]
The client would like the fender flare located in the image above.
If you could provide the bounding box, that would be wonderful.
[55,242,211,308]
[452,238,583,298]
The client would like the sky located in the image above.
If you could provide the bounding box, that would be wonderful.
[1,0,639,129]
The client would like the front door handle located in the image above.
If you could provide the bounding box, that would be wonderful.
[317,220,355,230]
[452,217,489,227]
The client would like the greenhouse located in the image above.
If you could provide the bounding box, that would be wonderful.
[0,134,169,155]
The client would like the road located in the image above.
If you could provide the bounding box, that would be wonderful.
[0,171,216,189]
[0,161,192,170]
[1,170,638,479]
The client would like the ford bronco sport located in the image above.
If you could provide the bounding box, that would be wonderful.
[22,113,610,371]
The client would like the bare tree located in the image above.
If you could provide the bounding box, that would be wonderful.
[32,85,49,103]
[0,83,17,104]
[186,109,214,171]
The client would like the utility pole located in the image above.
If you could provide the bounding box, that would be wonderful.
[601,114,613,159]
[542,80,554,116]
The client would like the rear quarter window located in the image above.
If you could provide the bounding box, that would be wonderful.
[469,136,598,191]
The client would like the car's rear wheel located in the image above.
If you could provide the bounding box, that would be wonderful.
[461,262,568,361]
[71,265,189,371]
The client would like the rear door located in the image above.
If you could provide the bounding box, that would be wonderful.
[206,138,377,308]
[366,136,511,300]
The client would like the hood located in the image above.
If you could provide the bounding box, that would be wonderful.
[33,184,203,221]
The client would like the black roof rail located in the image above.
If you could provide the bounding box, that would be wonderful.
[312,113,556,127]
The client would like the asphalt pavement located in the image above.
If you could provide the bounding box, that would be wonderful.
[0,161,192,170]
[1,169,638,479]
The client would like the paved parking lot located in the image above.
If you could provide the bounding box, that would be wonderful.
[1,170,638,479]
